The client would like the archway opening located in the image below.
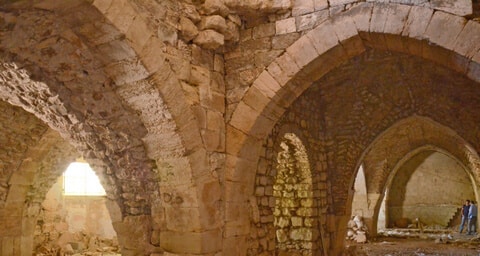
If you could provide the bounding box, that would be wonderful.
[381,150,475,234]
[274,133,315,255]
[34,160,119,255]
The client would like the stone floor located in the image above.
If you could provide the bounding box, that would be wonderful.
[346,229,480,256]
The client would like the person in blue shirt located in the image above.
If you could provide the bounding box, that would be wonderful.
[459,200,470,233]
[467,200,478,235]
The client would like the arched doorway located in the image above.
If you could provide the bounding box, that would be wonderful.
[274,133,315,255]
[385,150,475,230]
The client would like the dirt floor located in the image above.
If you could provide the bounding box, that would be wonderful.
[346,230,480,256]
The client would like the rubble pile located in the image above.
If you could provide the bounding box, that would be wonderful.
[34,232,120,256]
[346,215,368,243]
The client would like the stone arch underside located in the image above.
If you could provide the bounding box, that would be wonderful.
[0,1,211,255]
[250,124,324,256]
[0,100,83,254]
[384,148,476,229]
[360,116,480,234]
[227,3,480,255]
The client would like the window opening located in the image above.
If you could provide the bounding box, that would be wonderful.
[63,162,106,196]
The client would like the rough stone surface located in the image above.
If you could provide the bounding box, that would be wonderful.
[0,1,479,256]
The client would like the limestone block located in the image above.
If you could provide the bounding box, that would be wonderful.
[126,15,151,52]
[6,185,28,203]
[183,3,202,23]
[190,65,210,87]
[224,221,251,237]
[242,86,270,113]
[369,3,389,49]
[383,4,411,51]
[384,4,411,35]
[289,228,313,241]
[203,0,230,17]
[271,0,292,10]
[165,206,202,232]
[306,20,338,55]
[276,18,296,35]
[92,0,112,13]
[194,30,225,49]
[139,37,167,74]
[314,0,328,10]
[160,229,222,254]
[348,2,374,33]
[301,198,314,207]
[425,11,466,50]
[253,23,276,39]
[468,53,480,83]
[286,35,318,69]
[276,229,288,242]
[430,0,472,16]
[297,208,315,217]
[291,216,303,227]
[157,21,178,45]
[97,39,137,62]
[224,20,240,41]
[453,21,480,59]
[304,218,316,227]
[272,33,300,50]
[222,235,248,255]
[330,15,364,58]
[199,15,228,33]
[252,70,282,99]
[329,0,356,6]
[113,215,154,252]
[293,0,315,16]
[180,17,199,42]
[104,60,150,85]
[225,126,248,160]
[103,0,137,34]
[228,14,242,26]
[2,237,14,256]
[402,6,434,40]
[296,10,329,32]
[9,170,35,185]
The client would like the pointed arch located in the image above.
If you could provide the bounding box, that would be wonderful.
[357,116,480,235]
[226,3,480,254]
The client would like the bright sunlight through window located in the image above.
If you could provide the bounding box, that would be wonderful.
[63,162,106,196]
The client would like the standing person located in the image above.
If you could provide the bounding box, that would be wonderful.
[459,200,470,233]
[468,200,478,235]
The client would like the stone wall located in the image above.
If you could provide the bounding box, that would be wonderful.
[250,92,330,255]
[388,151,475,227]
[0,0,479,255]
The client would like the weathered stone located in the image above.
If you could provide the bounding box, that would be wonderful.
[0,2,479,256]
[292,0,315,16]
[276,18,296,35]
[194,29,225,49]
[198,15,228,33]
[180,17,199,42]
[203,0,230,17]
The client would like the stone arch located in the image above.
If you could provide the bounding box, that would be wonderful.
[249,114,329,255]
[226,2,480,254]
[357,116,480,235]
[382,146,477,229]
[273,132,316,255]
[0,1,210,254]
[0,3,205,253]
[88,4,222,254]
